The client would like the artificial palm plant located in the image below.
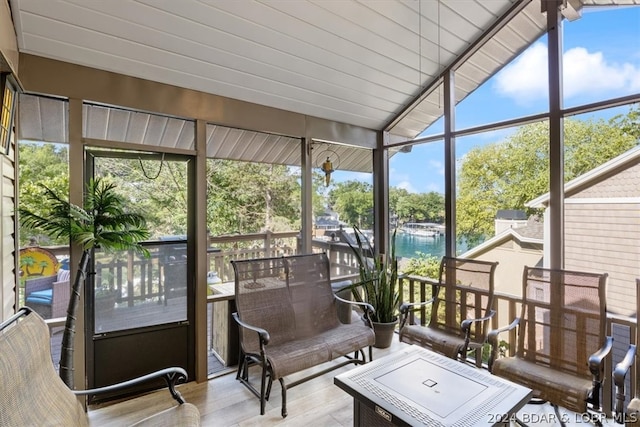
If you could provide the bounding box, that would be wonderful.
[19,178,149,388]
[346,226,400,324]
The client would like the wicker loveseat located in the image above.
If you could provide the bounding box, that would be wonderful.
[24,268,71,319]
[0,307,200,426]
[231,252,375,418]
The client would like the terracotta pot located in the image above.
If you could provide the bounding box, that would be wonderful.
[371,320,397,348]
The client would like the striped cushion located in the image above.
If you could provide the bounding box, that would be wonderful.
[25,289,53,305]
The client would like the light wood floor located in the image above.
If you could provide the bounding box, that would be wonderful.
[88,340,405,426]
[87,339,620,427]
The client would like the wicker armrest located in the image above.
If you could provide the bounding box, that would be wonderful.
[51,280,71,319]
[614,344,636,417]
[74,367,188,404]
[231,312,270,345]
[24,275,57,294]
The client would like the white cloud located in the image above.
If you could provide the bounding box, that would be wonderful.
[396,180,418,193]
[429,160,444,176]
[493,42,640,103]
[494,43,548,103]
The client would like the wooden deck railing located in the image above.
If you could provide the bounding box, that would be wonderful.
[30,237,635,416]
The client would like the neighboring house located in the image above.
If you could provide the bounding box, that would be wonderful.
[494,209,528,235]
[460,218,544,326]
[527,145,640,316]
[313,209,344,240]
[314,209,341,230]
[461,216,544,298]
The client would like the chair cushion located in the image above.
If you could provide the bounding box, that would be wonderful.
[26,289,53,305]
[400,324,464,359]
[492,356,592,413]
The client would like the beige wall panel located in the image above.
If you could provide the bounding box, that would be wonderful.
[470,242,543,328]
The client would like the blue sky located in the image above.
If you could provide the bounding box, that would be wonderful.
[335,6,640,194]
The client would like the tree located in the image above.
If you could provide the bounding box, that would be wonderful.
[206,159,300,235]
[19,179,150,387]
[389,187,445,225]
[18,142,69,246]
[329,181,373,228]
[456,116,639,244]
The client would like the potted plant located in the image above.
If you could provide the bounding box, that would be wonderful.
[19,178,149,388]
[346,226,400,348]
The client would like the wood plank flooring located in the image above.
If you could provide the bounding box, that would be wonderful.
[88,340,405,426]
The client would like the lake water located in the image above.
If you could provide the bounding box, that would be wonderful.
[394,232,469,259]
[394,232,445,259]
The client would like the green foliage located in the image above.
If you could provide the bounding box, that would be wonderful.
[96,157,189,237]
[391,187,444,224]
[206,159,300,235]
[19,177,151,388]
[329,181,373,228]
[18,142,69,246]
[346,226,399,323]
[456,117,639,243]
[329,181,445,231]
[402,253,441,279]
[19,178,150,256]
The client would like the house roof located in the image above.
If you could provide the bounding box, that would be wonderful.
[460,221,543,259]
[496,209,527,220]
[526,144,640,208]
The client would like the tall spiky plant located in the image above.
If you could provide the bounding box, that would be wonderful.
[19,178,150,388]
[346,226,399,324]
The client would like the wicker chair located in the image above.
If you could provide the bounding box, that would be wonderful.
[488,267,611,424]
[399,256,498,367]
[613,278,640,425]
[0,307,200,426]
[24,269,70,319]
[231,252,375,418]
